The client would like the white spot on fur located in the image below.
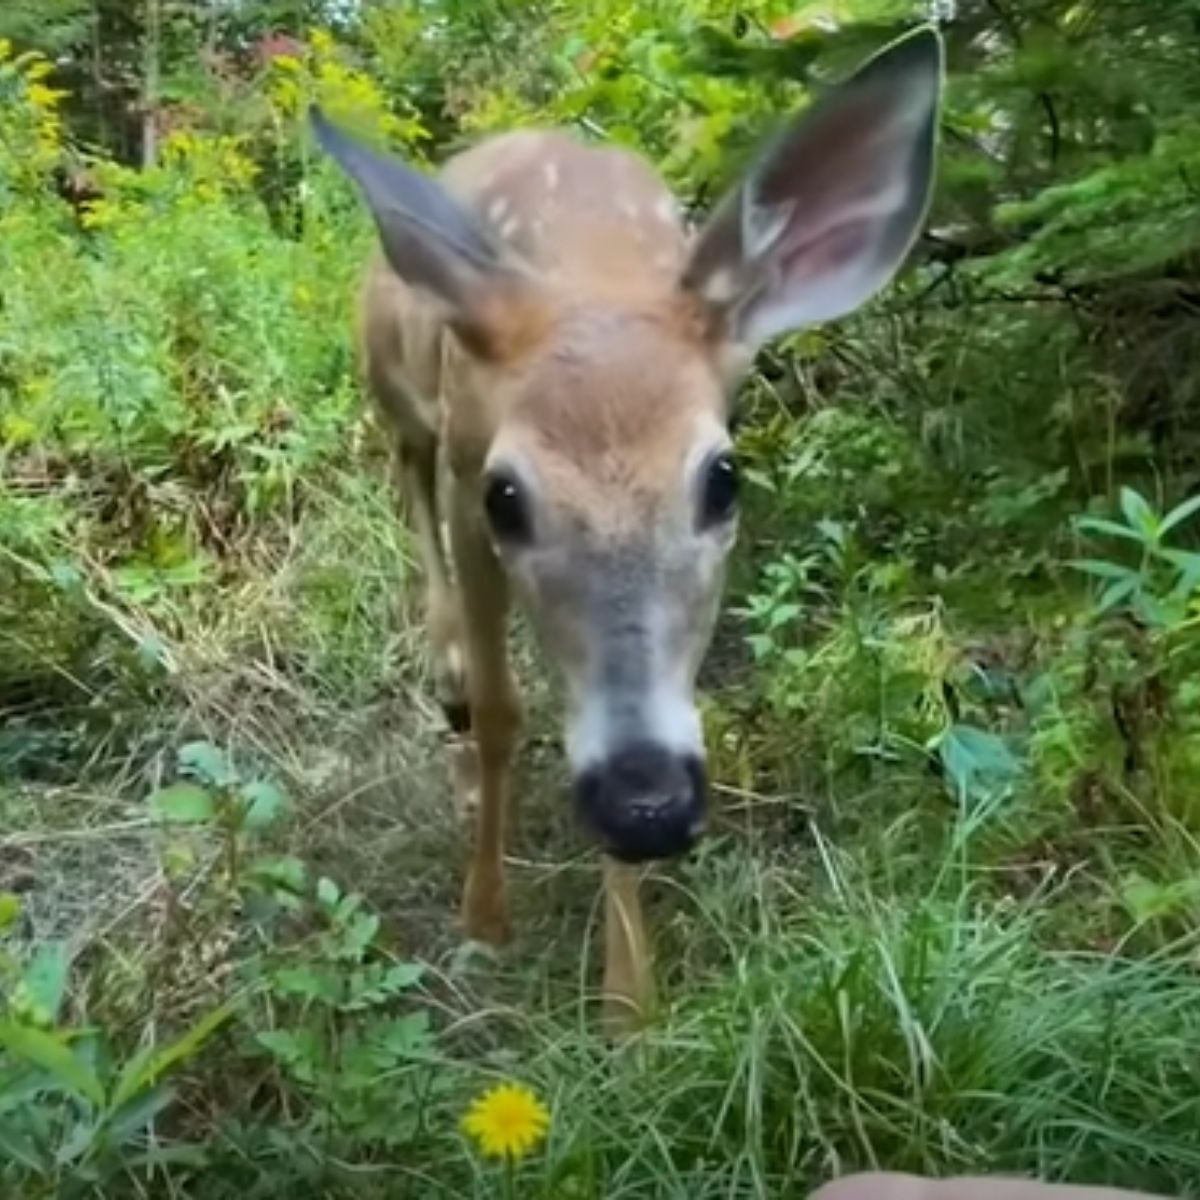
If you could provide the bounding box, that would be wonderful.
[487,196,509,223]
[445,644,464,687]
[618,196,639,219]
[654,195,677,224]
[542,161,559,191]
[701,266,741,304]
[500,215,521,240]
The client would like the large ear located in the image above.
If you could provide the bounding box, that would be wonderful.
[681,26,944,350]
[309,106,537,359]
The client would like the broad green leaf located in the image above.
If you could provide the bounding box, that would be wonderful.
[22,940,70,1024]
[177,740,235,787]
[1119,486,1158,540]
[1097,575,1140,613]
[239,779,290,828]
[1067,558,1133,580]
[936,723,1021,801]
[1158,492,1200,538]
[0,1024,105,1107]
[147,782,215,825]
[1073,516,1143,543]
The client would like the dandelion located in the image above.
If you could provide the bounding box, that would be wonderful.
[461,1081,549,1162]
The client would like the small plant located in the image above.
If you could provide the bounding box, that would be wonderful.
[147,739,292,889]
[1070,486,1200,627]
[0,894,231,1195]
[244,874,439,1152]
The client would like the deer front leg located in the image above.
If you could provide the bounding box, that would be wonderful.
[602,859,655,1036]
[449,483,521,945]
[389,440,468,730]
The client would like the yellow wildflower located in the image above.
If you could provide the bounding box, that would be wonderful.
[461,1082,549,1161]
[309,28,336,55]
[27,83,65,111]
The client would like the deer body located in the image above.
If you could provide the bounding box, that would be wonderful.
[313,28,944,1031]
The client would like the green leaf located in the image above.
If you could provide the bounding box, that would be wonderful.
[1161,549,1200,595]
[371,1012,432,1061]
[382,962,425,991]
[109,1003,234,1111]
[53,1113,98,1165]
[147,782,215,825]
[239,779,290,829]
[271,964,340,1004]
[0,1115,47,1171]
[177,740,235,787]
[1067,558,1134,580]
[1119,486,1158,540]
[107,1085,175,1146]
[1097,575,1140,613]
[0,892,21,932]
[23,940,70,1024]
[1132,592,1186,629]
[245,855,307,894]
[0,1024,105,1107]
[317,877,340,908]
[1158,492,1200,538]
[936,723,1021,801]
[1121,873,1200,924]
[1073,516,1143,544]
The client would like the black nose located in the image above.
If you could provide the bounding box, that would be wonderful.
[574,742,707,862]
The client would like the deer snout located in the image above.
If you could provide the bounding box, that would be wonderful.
[574,742,707,862]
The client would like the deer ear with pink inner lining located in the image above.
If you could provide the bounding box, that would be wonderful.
[681,26,945,351]
[308,105,540,360]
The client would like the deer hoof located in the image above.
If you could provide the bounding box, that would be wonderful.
[462,869,512,946]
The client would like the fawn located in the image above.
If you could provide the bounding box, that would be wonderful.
[311,26,943,1031]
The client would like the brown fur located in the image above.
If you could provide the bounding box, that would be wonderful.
[356,130,719,1027]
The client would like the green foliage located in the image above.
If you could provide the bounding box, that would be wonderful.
[244,874,440,1153]
[0,891,231,1195]
[3,0,1200,1195]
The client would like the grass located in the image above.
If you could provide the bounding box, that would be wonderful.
[3,61,1200,1194]
[6,453,1200,1197]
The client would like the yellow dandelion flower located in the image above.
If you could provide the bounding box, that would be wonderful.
[461,1082,549,1161]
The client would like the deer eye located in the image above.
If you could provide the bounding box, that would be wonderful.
[484,471,532,544]
[700,452,739,529]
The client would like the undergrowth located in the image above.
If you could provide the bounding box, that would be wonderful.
[3,6,1200,1198]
